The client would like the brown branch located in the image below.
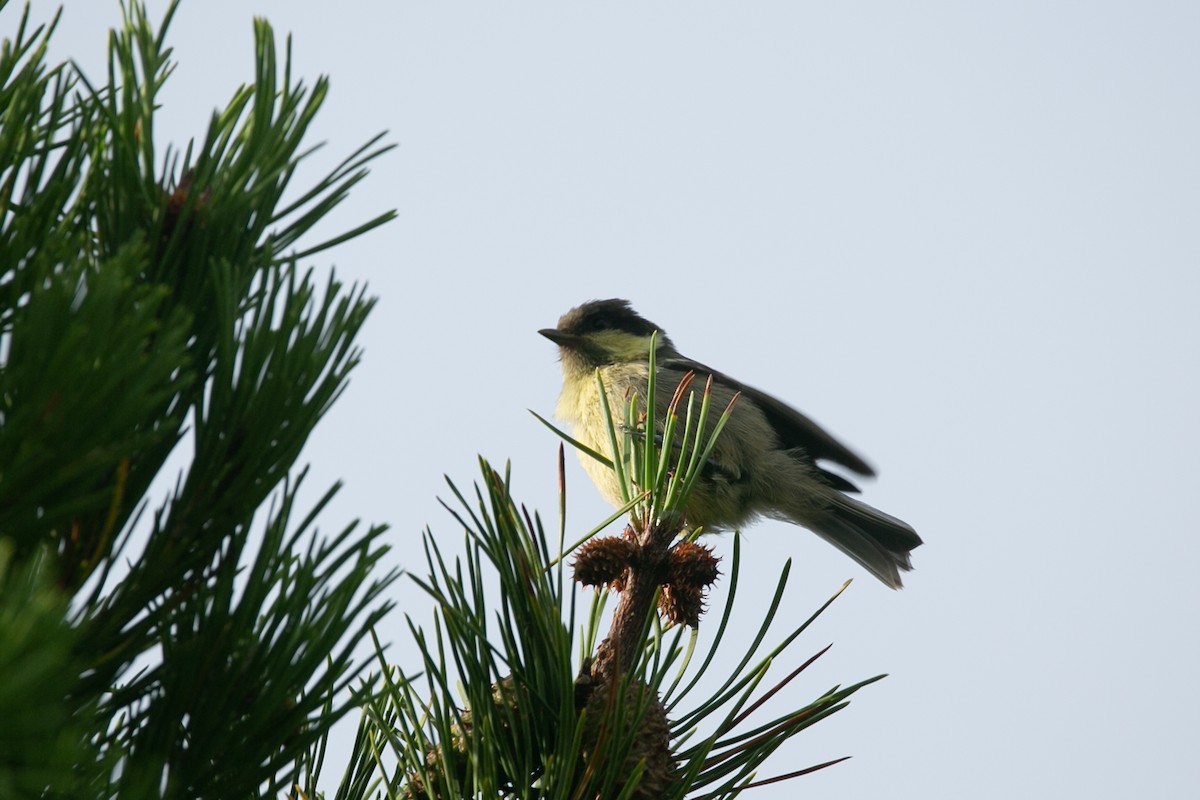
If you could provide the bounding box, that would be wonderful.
[591,519,674,684]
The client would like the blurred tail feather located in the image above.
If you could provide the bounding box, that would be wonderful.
[795,493,923,589]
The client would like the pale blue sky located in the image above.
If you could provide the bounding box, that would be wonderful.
[41,1,1200,797]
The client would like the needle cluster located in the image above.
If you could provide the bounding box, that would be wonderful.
[0,3,396,795]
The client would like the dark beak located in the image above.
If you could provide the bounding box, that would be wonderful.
[539,327,582,347]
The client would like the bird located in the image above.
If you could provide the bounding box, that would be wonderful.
[540,298,922,589]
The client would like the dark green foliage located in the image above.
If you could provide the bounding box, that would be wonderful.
[1,2,893,797]
[325,342,888,799]
[333,454,882,799]
[0,542,96,799]
[0,1,397,796]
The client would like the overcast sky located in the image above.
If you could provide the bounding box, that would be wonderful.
[42,1,1200,797]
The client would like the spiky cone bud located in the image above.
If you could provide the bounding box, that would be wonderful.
[159,170,211,249]
[581,679,678,800]
[402,745,460,800]
[656,541,720,626]
[668,541,720,587]
[403,676,521,800]
[658,582,705,627]
[573,535,636,590]
[401,722,470,800]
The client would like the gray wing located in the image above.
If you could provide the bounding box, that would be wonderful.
[660,355,875,490]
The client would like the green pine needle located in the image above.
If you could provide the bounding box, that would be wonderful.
[0,1,397,795]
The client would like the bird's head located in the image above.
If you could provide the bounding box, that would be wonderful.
[540,299,675,375]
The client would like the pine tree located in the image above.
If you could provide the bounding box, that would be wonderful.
[341,345,886,799]
[1,4,892,798]
[1,2,396,796]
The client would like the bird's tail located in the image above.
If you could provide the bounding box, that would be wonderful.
[792,492,923,589]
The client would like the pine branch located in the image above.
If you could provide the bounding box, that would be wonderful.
[0,1,397,796]
[337,449,884,800]
[330,339,890,800]
[0,541,106,798]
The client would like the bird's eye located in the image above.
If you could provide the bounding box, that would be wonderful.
[589,317,611,332]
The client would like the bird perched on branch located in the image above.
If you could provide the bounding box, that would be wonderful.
[540,298,922,589]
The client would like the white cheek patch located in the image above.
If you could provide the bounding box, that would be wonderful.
[593,330,650,362]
